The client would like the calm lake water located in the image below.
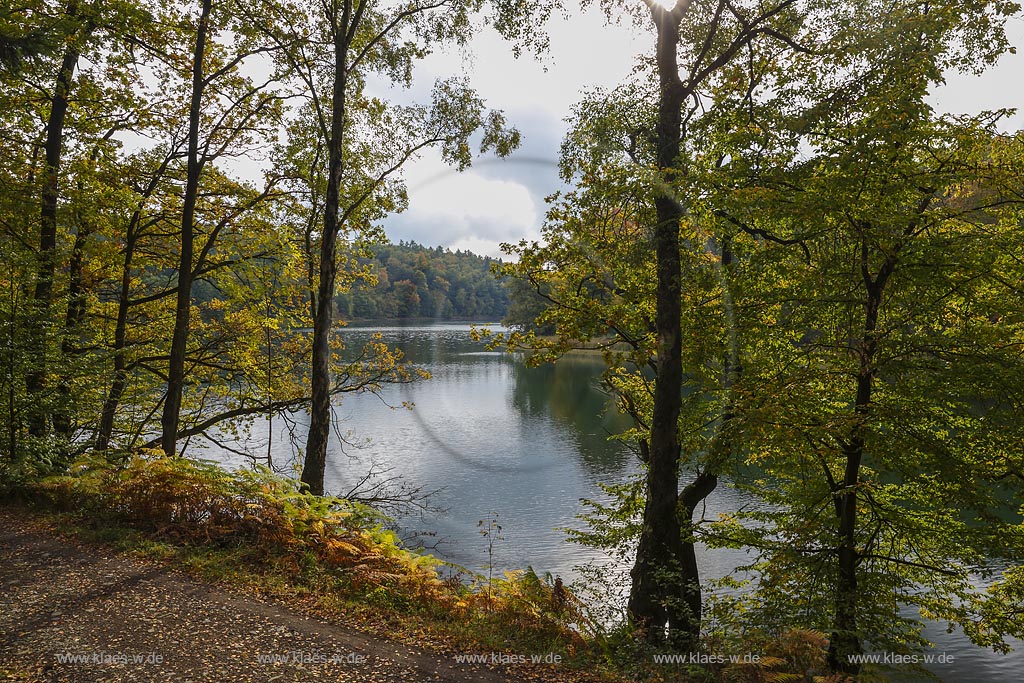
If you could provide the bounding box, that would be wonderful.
[207,321,1021,682]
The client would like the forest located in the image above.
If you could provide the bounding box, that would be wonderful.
[334,242,510,320]
[2,0,1024,682]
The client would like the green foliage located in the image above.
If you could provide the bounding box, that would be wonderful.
[568,478,645,563]
[502,273,557,335]
[701,27,1024,655]
[0,5,56,73]
[971,565,1024,648]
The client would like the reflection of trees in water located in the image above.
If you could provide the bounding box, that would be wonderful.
[341,326,486,367]
[509,352,634,476]
[342,325,635,476]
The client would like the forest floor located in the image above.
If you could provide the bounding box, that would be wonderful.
[0,505,585,683]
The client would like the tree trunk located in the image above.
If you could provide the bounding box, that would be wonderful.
[95,222,137,451]
[96,149,175,451]
[26,4,85,439]
[301,16,351,496]
[52,218,90,438]
[829,465,863,673]
[160,0,211,456]
[627,6,691,647]
[827,375,871,673]
[827,247,892,672]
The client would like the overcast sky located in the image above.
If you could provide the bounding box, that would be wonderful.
[378,10,1024,259]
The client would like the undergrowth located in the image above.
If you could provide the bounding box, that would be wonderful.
[3,451,599,673]
[1,451,837,682]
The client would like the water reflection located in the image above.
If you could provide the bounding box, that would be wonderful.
[508,354,635,478]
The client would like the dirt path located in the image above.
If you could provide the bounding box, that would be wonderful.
[0,507,520,683]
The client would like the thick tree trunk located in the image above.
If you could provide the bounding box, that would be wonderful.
[160,0,211,456]
[828,376,871,673]
[628,6,691,647]
[301,212,336,494]
[829,467,863,672]
[301,20,350,496]
[26,8,84,438]
[827,248,892,672]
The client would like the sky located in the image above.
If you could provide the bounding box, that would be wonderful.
[375,9,1024,259]
[374,5,647,258]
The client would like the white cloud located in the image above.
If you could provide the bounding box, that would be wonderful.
[446,236,523,259]
[383,148,540,258]
[404,152,537,220]
[392,6,648,123]
[361,4,644,261]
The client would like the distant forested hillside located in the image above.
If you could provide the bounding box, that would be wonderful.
[335,242,509,320]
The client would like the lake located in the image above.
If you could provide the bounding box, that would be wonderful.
[207,321,1021,682]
